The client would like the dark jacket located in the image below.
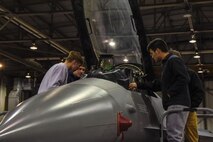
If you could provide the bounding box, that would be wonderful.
[67,70,80,83]
[138,67,204,109]
[138,79,161,92]
[188,68,204,107]
[138,54,191,110]
[161,54,191,109]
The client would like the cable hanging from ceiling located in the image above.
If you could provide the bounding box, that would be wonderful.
[183,0,205,74]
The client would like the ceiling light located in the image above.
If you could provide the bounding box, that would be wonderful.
[198,63,204,66]
[189,34,196,43]
[109,41,116,47]
[30,43,37,50]
[103,39,109,43]
[183,14,192,18]
[123,56,128,62]
[193,55,200,59]
[92,19,96,22]
[0,63,3,68]
[198,68,203,74]
[189,39,196,43]
[198,70,203,74]
[25,73,31,78]
[190,29,194,32]
[193,52,200,59]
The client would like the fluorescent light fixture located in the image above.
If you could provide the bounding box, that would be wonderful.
[198,68,203,74]
[30,43,37,50]
[103,39,109,43]
[189,34,196,43]
[193,54,200,59]
[198,70,203,74]
[25,73,31,78]
[92,19,96,22]
[193,52,200,59]
[123,56,128,62]
[109,41,116,47]
[189,39,196,43]
[183,14,192,18]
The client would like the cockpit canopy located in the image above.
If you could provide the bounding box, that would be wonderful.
[84,0,142,65]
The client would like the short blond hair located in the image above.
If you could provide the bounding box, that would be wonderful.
[66,51,83,64]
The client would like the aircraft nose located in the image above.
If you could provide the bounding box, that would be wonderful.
[0,78,136,142]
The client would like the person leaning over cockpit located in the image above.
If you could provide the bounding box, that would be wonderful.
[38,51,83,94]
[129,38,190,142]
[130,49,205,142]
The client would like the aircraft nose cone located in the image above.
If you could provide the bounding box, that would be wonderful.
[0,79,136,142]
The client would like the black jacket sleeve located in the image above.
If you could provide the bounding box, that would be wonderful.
[137,79,161,92]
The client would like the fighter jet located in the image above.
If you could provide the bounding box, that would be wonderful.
[1,65,213,142]
[1,0,213,141]
[0,70,160,142]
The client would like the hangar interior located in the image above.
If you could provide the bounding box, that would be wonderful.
[0,0,213,133]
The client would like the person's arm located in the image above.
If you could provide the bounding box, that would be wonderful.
[137,79,161,91]
[129,79,161,91]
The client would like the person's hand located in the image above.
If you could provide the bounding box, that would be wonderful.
[129,82,137,90]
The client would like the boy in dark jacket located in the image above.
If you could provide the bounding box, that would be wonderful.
[169,50,204,142]
[185,68,204,142]
[130,48,204,142]
[129,38,191,142]
[67,64,86,83]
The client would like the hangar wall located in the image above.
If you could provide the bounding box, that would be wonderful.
[0,78,6,120]
[204,81,213,132]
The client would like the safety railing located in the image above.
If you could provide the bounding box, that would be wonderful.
[160,107,213,142]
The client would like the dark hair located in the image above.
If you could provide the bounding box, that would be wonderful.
[147,38,169,52]
[81,60,87,68]
[66,51,83,64]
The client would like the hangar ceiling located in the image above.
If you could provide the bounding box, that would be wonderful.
[0,0,213,80]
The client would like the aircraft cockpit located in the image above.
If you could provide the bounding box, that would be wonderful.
[87,54,146,91]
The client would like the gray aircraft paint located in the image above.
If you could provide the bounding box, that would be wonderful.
[0,78,161,142]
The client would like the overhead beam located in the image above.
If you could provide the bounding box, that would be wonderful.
[0,49,45,73]
[152,64,213,78]
[140,0,213,10]
[0,5,69,54]
[0,17,12,31]
[0,10,73,16]
[181,50,213,55]
[0,37,79,43]
[11,50,212,61]
[147,30,213,36]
